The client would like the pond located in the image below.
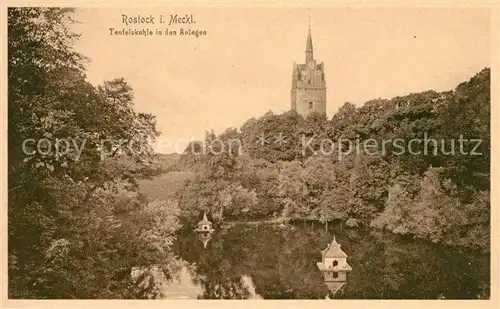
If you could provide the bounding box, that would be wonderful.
[167,223,489,299]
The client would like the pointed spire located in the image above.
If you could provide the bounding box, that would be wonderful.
[331,235,339,246]
[305,9,313,63]
[306,27,313,52]
[202,212,208,221]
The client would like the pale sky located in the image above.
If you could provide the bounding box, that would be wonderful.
[72,7,490,153]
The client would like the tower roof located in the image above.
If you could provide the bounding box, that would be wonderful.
[321,235,348,258]
[305,10,314,63]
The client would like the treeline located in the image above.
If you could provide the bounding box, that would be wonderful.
[175,68,490,250]
[8,8,181,298]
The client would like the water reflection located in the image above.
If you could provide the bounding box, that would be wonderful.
[131,251,264,298]
[131,264,204,299]
[324,282,346,298]
[170,224,489,299]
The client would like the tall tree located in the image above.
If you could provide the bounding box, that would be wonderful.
[8,8,171,298]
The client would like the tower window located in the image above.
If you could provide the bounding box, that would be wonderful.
[308,80,311,84]
[309,102,313,109]
[333,272,338,279]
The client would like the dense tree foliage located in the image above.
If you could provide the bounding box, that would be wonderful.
[8,8,180,298]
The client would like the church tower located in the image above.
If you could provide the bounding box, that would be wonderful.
[291,19,327,117]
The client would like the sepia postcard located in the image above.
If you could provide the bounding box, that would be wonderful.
[1,0,499,308]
